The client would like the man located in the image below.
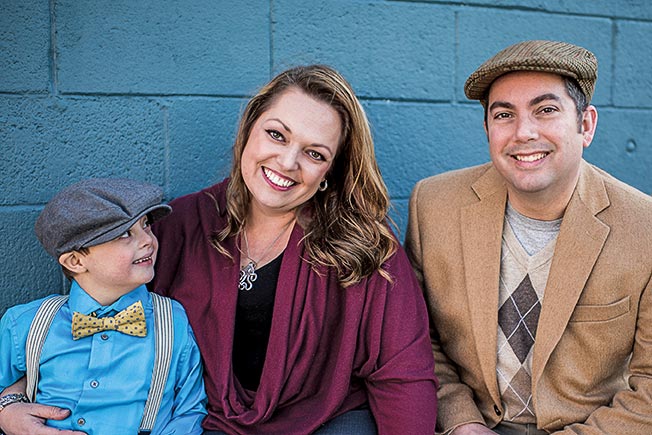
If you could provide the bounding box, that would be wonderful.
[406,40,652,434]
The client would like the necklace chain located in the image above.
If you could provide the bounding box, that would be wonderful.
[238,220,294,291]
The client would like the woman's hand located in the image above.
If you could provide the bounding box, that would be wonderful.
[0,402,86,435]
[1,377,86,435]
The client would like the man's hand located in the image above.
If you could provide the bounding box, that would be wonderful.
[451,423,499,434]
[0,402,86,435]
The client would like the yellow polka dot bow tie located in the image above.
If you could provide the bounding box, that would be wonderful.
[72,300,147,340]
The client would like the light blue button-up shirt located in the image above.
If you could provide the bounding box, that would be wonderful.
[0,282,206,435]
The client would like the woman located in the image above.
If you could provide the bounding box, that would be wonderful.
[0,65,437,435]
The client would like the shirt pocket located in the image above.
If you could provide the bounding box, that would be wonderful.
[569,296,630,323]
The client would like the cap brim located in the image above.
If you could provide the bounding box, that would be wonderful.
[465,64,585,101]
[81,203,172,249]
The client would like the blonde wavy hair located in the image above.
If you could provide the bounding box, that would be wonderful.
[213,64,396,287]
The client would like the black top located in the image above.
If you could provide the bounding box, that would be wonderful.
[232,253,283,391]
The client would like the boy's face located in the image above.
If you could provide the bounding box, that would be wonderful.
[78,216,159,298]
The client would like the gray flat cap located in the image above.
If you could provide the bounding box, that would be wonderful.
[35,178,172,258]
[464,40,598,104]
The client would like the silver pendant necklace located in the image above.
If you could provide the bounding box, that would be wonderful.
[238,220,294,291]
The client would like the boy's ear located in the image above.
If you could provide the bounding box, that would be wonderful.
[58,252,87,274]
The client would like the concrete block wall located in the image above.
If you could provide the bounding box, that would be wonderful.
[2,0,651,315]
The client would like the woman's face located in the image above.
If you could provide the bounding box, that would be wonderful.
[241,88,342,218]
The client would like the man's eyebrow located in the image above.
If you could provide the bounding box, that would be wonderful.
[488,101,514,112]
[530,93,561,106]
[489,93,562,112]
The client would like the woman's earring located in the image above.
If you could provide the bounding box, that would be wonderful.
[318,179,328,192]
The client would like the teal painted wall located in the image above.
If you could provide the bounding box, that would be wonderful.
[2,0,651,314]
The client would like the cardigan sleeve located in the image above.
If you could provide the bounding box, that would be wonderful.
[364,244,438,435]
[150,210,183,298]
[150,188,208,298]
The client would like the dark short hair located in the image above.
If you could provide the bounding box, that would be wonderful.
[563,76,588,132]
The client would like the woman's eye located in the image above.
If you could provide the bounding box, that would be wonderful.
[118,231,131,239]
[267,129,284,141]
[307,150,325,161]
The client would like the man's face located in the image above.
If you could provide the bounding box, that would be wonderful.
[485,71,597,218]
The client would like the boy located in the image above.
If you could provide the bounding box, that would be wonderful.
[0,178,206,435]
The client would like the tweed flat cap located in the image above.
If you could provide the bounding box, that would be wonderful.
[35,178,172,258]
[464,40,598,103]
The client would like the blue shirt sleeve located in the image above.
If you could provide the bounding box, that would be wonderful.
[154,303,207,435]
[0,303,34,390]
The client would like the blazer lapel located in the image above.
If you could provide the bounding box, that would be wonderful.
[461,166,507,404]
[532,161,611,387]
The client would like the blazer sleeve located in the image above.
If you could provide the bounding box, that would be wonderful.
[552,272,652,435]
[405,180,487,434]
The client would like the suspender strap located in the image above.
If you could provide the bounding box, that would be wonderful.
[24,293,174,435]
[25,295,69,402]
[138,293,174,435]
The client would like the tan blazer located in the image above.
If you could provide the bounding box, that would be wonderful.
[406,161,652,434]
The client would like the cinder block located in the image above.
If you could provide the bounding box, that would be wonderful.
[402,0,652,20]
[0,96,165,205]
[2,0,652,319]
[166,98,246,199]
[56,0,270,95]
[458,9,612,106]
[0,208,63,317]
[614,21,652,108]
[585,108,652,195]
[0,0,50,92]
[366,101,488,199]
[273,0,454,100]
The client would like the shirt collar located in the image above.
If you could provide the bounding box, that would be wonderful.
[68,281,150,316]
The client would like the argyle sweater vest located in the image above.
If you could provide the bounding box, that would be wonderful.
[496,222,556,423]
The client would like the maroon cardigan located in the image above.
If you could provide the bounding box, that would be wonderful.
[151,179,437,434]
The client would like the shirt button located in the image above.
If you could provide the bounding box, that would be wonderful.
[90,380,99,388]
[77,418,86,426]
[494,404,502,416]
[100,333,109,340]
